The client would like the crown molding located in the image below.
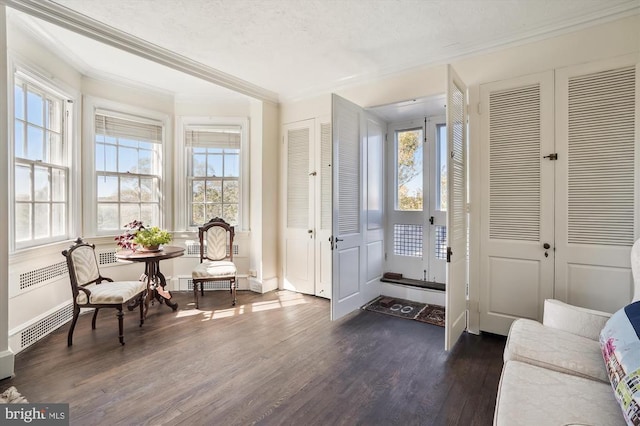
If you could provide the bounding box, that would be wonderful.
[3,0,279,104]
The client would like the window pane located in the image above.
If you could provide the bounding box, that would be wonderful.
[27,90,43,126]
[51,169,66,202]
[47,132,62,164]
[45,98,61,132]
[97,175,119,201]
[396,129,423,211]
[140,204,158,227]
[208,154,222,177]
[223,180,239,203]
[14,84,24,120]
[97,204,119,230]
[118,147,138,173]
[120,204,140,227]
[27,125,44,161]
[223,204,238,225]
[192,204,205,226]
[206,181,222,203]
[34,166,50,201]
[14,121,24,158]
[140,178,155,202]
[15,164,31,201]
[34,203,50,239]
[15,203,32,242]
[120,177,140,202]
[138,149,152,174]
[96,143,117,172]
[192,180,205,202]
[193,154,206,176]
[224,153,239,177]
[52,203,65,236]
[437,124,448,211]
[206,204,222,221]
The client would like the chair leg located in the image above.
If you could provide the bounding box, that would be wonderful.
[193,282,199,309]
[139,293,144,326]
[92,308,99,329]
[117,307,124,345]
[68,306,80,347]
[232,279,237,306]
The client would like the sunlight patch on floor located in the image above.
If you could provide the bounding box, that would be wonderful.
[181,291,310,320]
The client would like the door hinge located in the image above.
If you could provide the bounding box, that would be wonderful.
[447,247,452,263]
[477,103,482,115]
[543,153,558,160]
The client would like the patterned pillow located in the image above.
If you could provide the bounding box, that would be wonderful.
[600,301,640,425]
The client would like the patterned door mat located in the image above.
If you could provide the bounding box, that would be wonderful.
[363,296,445,327]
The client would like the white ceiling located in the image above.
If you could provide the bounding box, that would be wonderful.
[10,0,640,102]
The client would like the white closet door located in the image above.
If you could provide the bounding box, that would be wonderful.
[479,71,555,336]
[555,58,639,312]
[445,65,468,350]
[331,94,366,320]
[315,119,333,299]
[283,119,315,295]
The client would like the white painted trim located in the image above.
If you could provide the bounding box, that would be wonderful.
[249,276,278,294]
[0,350,15,380]
[4,0,279,103]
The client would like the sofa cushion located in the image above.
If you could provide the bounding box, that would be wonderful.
[600,300,640,425]
[494,361,625,426]
[505,318,608,383]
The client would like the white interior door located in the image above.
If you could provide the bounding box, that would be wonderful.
[331,94,366,320]
[445,65,468,350]
[554,59,639,312]
[479,71,555,335]
[283,120,315,295]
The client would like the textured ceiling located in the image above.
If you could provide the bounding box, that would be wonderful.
[16,0,640,101]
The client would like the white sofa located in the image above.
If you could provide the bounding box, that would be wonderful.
[494,240,640,425]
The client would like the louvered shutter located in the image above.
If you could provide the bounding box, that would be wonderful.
[337,111,360,235]
[567,67,636,246]
[489,85,541,241]
[287,127,310,229]
[320,122,332,231]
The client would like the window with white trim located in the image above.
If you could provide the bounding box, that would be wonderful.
[94,111,163,231]
[185,125,241,227]
[13,74,71,248]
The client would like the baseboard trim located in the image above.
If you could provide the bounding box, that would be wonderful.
[249,277,278,294]
[0,350,15,380]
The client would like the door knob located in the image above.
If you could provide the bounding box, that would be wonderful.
[543,243,551,250]
[308,229,313,234]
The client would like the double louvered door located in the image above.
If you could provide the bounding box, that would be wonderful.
[480,58,638,335]
[283,118,332,298]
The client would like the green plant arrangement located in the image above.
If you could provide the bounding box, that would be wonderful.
[133,226,172,249]
[115,220,172,251]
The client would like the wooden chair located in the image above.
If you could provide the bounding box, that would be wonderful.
[62,238,147,346]
[192,217,237,308]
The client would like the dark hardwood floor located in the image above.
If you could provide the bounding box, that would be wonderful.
[1,290,505,425]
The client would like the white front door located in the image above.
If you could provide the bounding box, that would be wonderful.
[283,119,315,295]
[331,94,366,320]
[445,65,469,350]
[479,71,555,335]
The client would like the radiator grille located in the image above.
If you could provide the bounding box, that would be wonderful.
[19,261,68,290]
[20,303,73,350]
[182,277,232,291]
[98,251,118,265]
